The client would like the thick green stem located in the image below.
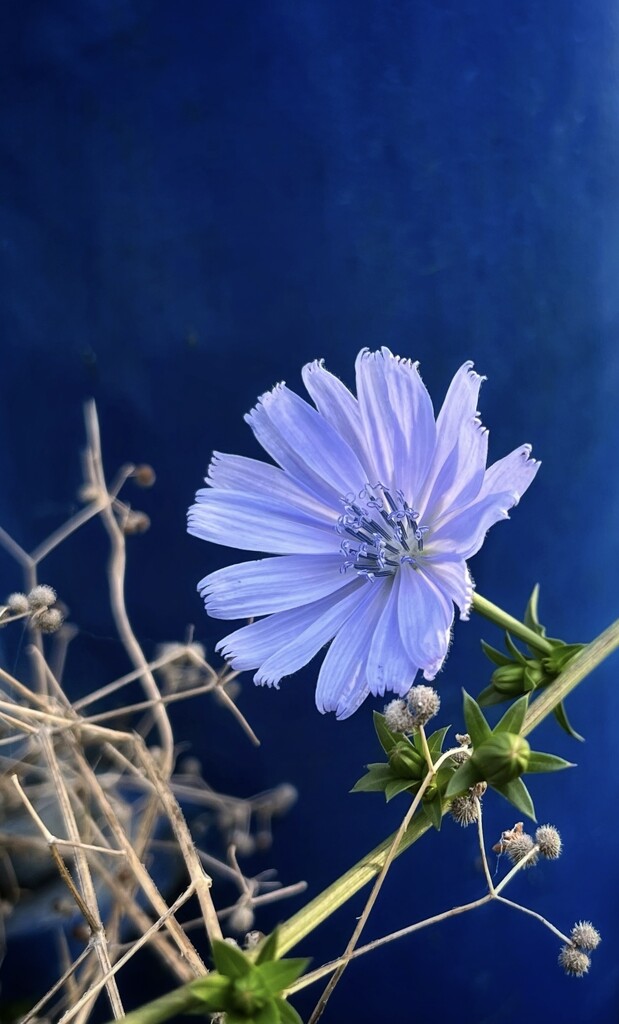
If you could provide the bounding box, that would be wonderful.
[110,987,203,1024]
[471,593,554,654]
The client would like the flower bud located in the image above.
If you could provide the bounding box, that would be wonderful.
[491,664,527,695]
[470,732,530,786]
[388,740,424,778]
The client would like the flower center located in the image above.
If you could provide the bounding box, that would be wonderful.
[337,483,428,579]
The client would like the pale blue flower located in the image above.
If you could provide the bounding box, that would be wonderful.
[188,349,539,719]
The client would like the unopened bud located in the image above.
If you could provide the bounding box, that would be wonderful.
[470,732,530,786]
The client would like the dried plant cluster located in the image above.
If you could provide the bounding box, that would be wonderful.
[0,402,303,1024]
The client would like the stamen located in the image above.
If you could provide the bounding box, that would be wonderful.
[337,483,427,579]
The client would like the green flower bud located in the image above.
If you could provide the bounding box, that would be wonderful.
[491,663,527,695]
[388,740,424,779]
[470,732,531,786]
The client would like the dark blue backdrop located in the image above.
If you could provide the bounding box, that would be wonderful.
[1,3,619,1022]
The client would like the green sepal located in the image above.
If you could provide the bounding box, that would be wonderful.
[255,928,279,965]
[211,939,252,980]
[253,1002,279,1024]
[543,643,586,675]
[553,700,585,742]
[351,763,395,793]
[481,639,513,667]
[525,751,575,773]
[422,793,444,831]
[384,777,417,802]
[275,996,305,1024]
[494,694,529,736]
[492,777,536,821]
[445,756,481,798]
[373,711,399,754]
[256,959,310,994]
[462,690,492,747]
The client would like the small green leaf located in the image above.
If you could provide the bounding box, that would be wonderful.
[254,1001,280,1024]
[524,583,545,637]
[504,632,528,665]
[350,764,394,793]
[462,690,492,747]
[493,777,536,820]
[373,710,401,754]
[445,757,481,798]
[526,751,575,773]
[190,972,231,1008]
[477,684,509,707]
[427,725,450,759]
[494,694,529,736]
[255,928,279,965]
[256,959,311,994]
[211,940,252,980]
[481,639,513,667]
[384,777,416,802]
[422,794,443,831]
[275,996,305,1024]
[553,700,585,742]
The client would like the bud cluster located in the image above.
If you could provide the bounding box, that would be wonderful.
[558,921,602,976]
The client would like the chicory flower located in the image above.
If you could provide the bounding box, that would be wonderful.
[188,349,539,719]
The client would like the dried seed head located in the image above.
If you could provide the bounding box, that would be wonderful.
[7,592,29,614]
[244,930,264,950]
[228,903,255,934]
[558,944,590,977]
[570,922,601,952]
[535,824,562,860]
[384,699,415,734]
[505,831,539,868]
[450,795,479,827]
[133,464,156,487]
[270,783,299,814]
[406,685,440,728]
[122,511,151,535]
[32,608,65,634]
[28,585,57,610]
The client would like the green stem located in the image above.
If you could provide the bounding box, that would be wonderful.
[110,986,203,1024]
[472,593,553,654]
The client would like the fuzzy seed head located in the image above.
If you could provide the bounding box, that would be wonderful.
[28,585,57,610]
[244,930,264,950]
[450,795,479,827]
[405,685,440,728]
[505,832,539,868]
[33,608,64,634]
[535,824,562,860]
[558,944,590,977]
[122,511,151,535]
[570,922,601,952]
[7,592,29,614]
[384,699,416,734]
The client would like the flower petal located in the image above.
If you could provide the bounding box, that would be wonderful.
[188,490,337,554]
[254,581,370,686]
[421,557,474,620]
[382,355,436,501]
[423,418,488,522]
[216,583,362,670]
[430,446,540,559]
[315,580,389,718]
[198,554,349,618]
[246,384,367,499]
[419,362,487,514]
[207,452,336,521]
[354,349,397,487]
[301,360,370,472]
[397,564,454,679]
[366,573,419,696]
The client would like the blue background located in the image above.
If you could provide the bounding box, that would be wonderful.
[1,2,619,1022]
